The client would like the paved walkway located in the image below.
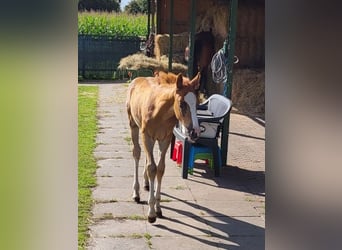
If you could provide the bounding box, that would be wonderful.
[87,83,265,250]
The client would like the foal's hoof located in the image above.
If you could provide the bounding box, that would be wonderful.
[144,185,149,191]
[133,196,140,203]
[148,216,156,223]
[156,211,163,218]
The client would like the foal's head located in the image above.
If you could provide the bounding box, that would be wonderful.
[173,72,201,141]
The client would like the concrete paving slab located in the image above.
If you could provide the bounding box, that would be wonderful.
[185,179,249,201]
[95,135,118,145]
[146,216,211,237]
[96,158,133,169]
[96,176,134,188]
[195,200,260,217]
[94,151,132,160]
[217,236,265,250]
[205,216,265,237]
[89,219,147,238]
[88,237,150,250]
[185,172,221,187]
[92,187,133,202]
[151,235,221,250]
[159,187,195,202]
[96,165,134,178]
[92,201,145,219]
[163,163,183,177]
[85,82,265,250]
[191,187,249,202]
[156,176,187,188]
[94,144,130,153]
[159,201,202,218]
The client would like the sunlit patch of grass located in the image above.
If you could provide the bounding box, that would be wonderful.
[110,233,144,239]
[96,213,114,221]
[78,86,99,249]
[94,198,117,204]
[144,233,153,249]
[124,136,131,143]
[172,185,186,190]
[128,214,147,220]
[160,198,172,202]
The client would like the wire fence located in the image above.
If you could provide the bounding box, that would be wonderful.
[78,35,145,80]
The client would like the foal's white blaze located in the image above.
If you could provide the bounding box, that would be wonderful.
[184,92,200,135]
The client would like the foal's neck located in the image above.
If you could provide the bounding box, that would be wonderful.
[154,86,177,123]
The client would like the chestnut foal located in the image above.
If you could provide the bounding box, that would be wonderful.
[126,72,200,223]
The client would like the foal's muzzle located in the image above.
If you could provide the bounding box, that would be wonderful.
[189,129,199,141]
[180,124,200,142]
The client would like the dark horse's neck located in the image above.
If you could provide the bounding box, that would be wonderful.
[193,30,215,96]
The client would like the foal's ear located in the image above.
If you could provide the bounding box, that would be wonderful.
[190,72,201,90]
[176,73,183,89]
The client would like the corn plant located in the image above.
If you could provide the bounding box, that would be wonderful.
[78,11,148,37]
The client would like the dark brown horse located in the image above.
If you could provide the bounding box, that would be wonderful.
[185,30,215,96]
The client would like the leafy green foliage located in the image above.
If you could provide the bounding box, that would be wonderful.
[124,0,148,14]
[78,0,121,12]
[78,12,147,37]
[78,86,98,249]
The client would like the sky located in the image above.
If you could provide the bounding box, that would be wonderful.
[120,0,130,10]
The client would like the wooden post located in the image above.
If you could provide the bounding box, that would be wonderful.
[188,0,196,78]
[221,0,238,166]
[168,0,174,71]
[147,0,151,38]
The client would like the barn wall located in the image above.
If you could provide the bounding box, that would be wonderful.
[157,0,190,34]
[157,0,265,68]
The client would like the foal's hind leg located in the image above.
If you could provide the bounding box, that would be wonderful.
[143,157,149,191]
[142,134,157,223]
[130,122,141,203]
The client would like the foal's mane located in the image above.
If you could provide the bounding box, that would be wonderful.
[154,71,192,87]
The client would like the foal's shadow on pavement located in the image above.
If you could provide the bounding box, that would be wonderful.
[156,193,264,249]
[149,164,265,249]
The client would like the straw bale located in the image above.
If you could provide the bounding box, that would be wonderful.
[196,0,229,39]
[154,32,189,63]
[118,53,162,71]
[231,68,264,118]
[118,53,188,75]
[206,68,264,119]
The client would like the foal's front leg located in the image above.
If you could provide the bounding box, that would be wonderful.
[142,134,157,223]
[155,139,171,218]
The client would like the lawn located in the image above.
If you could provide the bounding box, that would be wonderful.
[78,86,98,249]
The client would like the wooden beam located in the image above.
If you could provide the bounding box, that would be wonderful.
[168,0,174,71]
[188,0,196,78]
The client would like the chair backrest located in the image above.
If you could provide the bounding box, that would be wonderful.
[206,94,232,120]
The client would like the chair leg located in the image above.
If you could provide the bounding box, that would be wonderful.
[181,140,190,179]
[212,145,220,177]
[170,135,175,159]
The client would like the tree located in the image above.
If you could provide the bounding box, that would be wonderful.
[124,0,148,14]
[78,0,121,12]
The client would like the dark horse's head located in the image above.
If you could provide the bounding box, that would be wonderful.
[184,30,215,96]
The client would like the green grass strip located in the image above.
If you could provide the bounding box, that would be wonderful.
[78,86,99,249]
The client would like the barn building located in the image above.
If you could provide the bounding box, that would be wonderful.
[147,0,264,119]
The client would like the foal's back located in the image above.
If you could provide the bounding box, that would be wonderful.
[126,76,177,141]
